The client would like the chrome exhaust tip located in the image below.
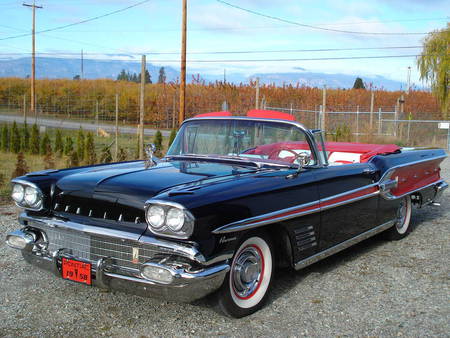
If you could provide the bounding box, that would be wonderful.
[6,229,37,251]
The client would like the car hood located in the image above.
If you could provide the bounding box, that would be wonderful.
[55,160,257,208]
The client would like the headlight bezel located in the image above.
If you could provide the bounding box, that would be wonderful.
[10,179,44,211]
[144,200,195,239]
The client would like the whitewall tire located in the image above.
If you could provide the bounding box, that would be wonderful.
[386,195,412,240]
[218,234,273,317]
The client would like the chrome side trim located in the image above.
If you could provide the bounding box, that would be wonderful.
[320,183,378,202]
[320,190,380,211]
[213,184,379,234]
[294,219,395,270]
[381,179,445,200]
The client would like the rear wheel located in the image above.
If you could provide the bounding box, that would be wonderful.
[385,195,412,240]
[217,234,274,318]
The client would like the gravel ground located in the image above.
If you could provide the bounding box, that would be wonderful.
[1,160,449,337]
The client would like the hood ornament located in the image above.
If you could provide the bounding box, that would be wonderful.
[145,143,158,169]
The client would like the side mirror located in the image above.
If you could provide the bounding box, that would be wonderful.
[295,152,311,168]
[286,152,311,179]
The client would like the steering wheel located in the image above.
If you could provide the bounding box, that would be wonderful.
[269,149,311,165]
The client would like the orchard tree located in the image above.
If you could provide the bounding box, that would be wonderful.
[76,127,85,161]
[64,136,74,156]
[54,129,64,156]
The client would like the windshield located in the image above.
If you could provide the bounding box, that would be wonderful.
[167,119,316,166]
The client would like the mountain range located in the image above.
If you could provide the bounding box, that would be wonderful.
[0,57,407,90]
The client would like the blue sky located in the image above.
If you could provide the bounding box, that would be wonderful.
[0,0,448,84]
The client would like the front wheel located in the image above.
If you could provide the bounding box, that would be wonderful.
[385,195,412,240]
[217,234,274,318]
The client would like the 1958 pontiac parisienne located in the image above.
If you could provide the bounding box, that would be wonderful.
[6,110,448,317]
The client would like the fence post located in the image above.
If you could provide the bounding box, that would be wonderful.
[23,94,27,124]
[255,77,260,110]
[369,91,374,130]
[378,107,382,135]
[356,105,360,142]
[407,118,411,144]
[95,100,99,136]
[319,105,323,131]
[321,86,326,131]
[115,93,119,161]
[394,103,399,137]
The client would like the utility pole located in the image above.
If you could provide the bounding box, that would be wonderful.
[23,94,27,124]
[321,85,327,131]
[406,66,411,94]
[115,93,119,161]
[81,49,84,80]
[23,1,42,121]
[139,55,146,159]
[179,0,187,126]
[369,91,375,130]
[255,77,260,109]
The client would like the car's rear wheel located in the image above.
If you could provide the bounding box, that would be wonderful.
[385,195,412,240]
[217,234,273,318]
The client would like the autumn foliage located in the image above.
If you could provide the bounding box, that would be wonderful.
[0,78,441,127]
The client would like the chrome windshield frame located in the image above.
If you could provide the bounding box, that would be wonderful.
[167,116,327,168]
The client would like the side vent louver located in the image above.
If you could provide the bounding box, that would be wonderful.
[294,225,317,252]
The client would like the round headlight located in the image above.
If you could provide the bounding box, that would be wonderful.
[146,205,165,228]
[166,207,185,231]
[24,186,39,206]
[11,184,24,203]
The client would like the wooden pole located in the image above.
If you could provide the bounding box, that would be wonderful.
[255,77,260,110]
[139,55,146,159]
[23,94,27,124]
[95,100,99,136]
[179,0,187,126]
[369,91,374,130]
[321,85,326,131]
[23,1,42,121]
[115,93,119,161]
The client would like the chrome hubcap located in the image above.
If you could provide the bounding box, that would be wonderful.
[395,199,407,231]
[232,246,262,298]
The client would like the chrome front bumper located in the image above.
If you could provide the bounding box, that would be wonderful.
[6,214,231,302]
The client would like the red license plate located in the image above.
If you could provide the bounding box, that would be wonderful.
[62,258,92,285]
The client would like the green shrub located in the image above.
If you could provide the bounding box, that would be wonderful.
[30,124,40,154]
[21,123,30,152]
[1,124,9,152]
[40,132,51,155]
[54,129,64,156]
[76,127,85,161]
[153,130,163,157]
[84,132,96,165]
[168,129,177,147]
[64,136,74,155]
[10,121,21,154]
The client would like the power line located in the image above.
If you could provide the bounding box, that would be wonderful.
[0,46,423,56]
[0,0,152,41]
[216,0,434,35]
[146,54,423,63]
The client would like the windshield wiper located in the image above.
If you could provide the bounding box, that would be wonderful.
[164,154,294,170]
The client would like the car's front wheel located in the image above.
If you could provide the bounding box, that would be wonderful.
[385,195,412,240]
[217,234,274,318]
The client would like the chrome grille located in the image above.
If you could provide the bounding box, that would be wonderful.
[38,226,161,269]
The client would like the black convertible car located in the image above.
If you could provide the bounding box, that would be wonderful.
[6,110,447,317]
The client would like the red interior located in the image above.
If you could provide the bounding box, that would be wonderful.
[243,141,400,163]
[194,111,232,118]
[247,109,296,121]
